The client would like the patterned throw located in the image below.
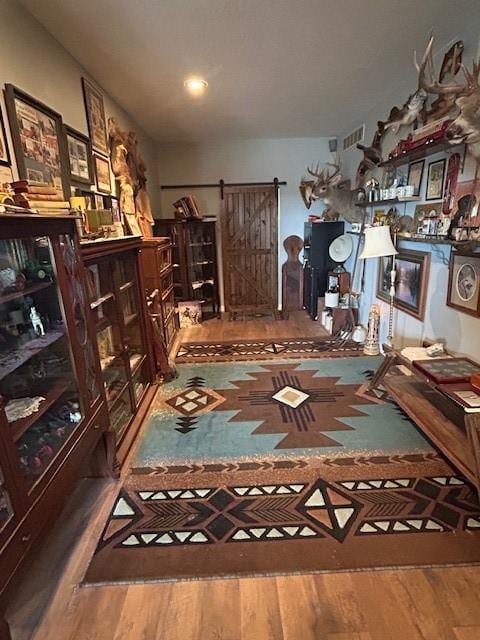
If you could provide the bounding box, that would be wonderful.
[84,356,480,584]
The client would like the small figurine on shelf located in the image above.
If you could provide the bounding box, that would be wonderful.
[29,307,45,336]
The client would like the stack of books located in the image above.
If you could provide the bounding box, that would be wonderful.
[173,195,201,219]
[11,181,71,215]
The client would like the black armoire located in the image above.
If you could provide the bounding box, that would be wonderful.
[303,220,344,320]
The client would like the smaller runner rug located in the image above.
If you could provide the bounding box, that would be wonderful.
[175,337,363,363]
[84,460,480,585]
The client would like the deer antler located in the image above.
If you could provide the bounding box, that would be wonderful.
[415,36,469,95]
[324,162,341,183]
[307,163,323,179]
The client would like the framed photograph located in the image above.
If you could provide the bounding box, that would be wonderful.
[377,248,430,320]
[447,251,480,317]
[407,159,424,197]
[426,158,446,200]
[82,78,108,155]
[4,84,69,196]
[413,203,443,234]
[94,193,105,210]
[64,126,93,187]
[0,107,11,166]
[93,153,111,194]
[450,180,480,229]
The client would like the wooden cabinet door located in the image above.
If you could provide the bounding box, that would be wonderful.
[222,186,278,313]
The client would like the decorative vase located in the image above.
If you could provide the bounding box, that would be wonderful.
[364,304,380,356]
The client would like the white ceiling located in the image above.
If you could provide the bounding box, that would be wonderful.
[20,0,480,144]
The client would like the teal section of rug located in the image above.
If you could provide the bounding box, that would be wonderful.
[133,356,433,467]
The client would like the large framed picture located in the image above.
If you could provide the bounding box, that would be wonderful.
[0,108,11,166]
[407,159,424,197]
[377,248,430,320]
[4,84,69,196]
[93,153,111,194]
[65,126,93,187]
[447,251,480,317]
[426,158,446,201]
[81,78,108,155]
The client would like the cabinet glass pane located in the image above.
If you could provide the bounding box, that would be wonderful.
[0,236,84,486]
[133,362,149,406]
[0,465,13,532]
[109,387,133,441]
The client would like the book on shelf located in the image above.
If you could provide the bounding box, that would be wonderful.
[11,180,58,195]
[173,195,202,219]
[14,198,71,210]
[437,382,480,413]
[14,192,63,202]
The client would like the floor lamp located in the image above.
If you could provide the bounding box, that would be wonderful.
[359,226,398,351]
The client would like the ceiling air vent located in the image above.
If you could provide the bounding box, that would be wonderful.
[343,125,365,151]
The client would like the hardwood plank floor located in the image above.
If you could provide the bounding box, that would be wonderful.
[7,314,480,640]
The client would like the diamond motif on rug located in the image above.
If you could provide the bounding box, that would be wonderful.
[272,385,309,408]
[165,387,224,416]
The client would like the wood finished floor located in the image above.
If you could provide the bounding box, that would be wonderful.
[8,313,480,640]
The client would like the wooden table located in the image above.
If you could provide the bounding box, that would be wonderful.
[369,350,480,495]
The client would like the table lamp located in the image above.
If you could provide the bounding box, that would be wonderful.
[359,226,398,349]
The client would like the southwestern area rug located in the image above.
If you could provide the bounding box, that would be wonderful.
[84,356,480,584]
[175,336,363,363]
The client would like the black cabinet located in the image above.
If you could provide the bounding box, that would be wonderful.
[303,221,344,320]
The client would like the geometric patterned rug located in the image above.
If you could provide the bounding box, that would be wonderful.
[175,337,363,363]
[83,355,480,585]
[133,357,433,469]
[83,462,480,584]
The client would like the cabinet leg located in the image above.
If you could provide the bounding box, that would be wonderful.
[367,352,398,392]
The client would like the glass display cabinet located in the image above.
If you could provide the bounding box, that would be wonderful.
[153,219,219,316]
[81,236,156,466]
[139,237,178,380]
[0,214,110,640]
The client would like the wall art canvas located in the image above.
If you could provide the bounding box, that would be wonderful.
[407,159,424,197]
[82,78,108,155]
[426,159,446,200]
[377,249,430,320]
[93,153,111,194]
[447,251,480,317]
[0,108,11,166]
[4,85,68,196]
[65,126,92,186]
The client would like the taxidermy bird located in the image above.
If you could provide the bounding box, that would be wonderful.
[355,123,385,188]
[380,89,427,134]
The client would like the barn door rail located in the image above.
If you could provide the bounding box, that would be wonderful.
[160,178,286,199]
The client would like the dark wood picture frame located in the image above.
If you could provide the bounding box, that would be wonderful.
[412,357,480,384]
[426,158,446,201]
[447,250,480,317]
[0,106,11,166]
[93,153,111,194]
[81,78,109,156]
[376,248,430,320]
[407,159,424,197]
[64,125,94,188]
[3,84,70,197]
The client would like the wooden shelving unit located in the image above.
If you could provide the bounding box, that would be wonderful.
[379,140,464,168]
[356,197,420,208]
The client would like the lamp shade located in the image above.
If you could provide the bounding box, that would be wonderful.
[359,226,398,259]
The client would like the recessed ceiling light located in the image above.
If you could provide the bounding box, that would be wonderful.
[184,77,208,95]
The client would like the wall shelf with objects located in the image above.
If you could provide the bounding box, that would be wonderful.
[81,236,157,467]
[0,215,112,639]
[379,140,464,168]
[356,197,420,208]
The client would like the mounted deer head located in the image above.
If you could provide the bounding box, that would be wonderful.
[299,163,363,223]
[415,36,480,160]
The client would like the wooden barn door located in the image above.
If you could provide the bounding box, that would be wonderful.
[222,185,278,314]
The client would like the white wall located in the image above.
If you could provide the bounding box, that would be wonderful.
[0,0,159,210]
[157,137,332,309]
[339,27,480,360]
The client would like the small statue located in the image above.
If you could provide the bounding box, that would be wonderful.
[364,304,380,356]
[30,307,45,336]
